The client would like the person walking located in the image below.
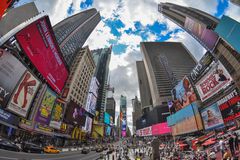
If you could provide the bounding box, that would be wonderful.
[229,135,235,156]
[219,138,225,157]
[234,133,239,152]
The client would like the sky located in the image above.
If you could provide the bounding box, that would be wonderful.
[16,0,240,133]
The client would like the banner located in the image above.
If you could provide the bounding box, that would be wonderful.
[201,103,224,130]
[172,76,197,112]
[15,16,68,94]
[218,89,240,123]
[0,49,26,108]
[88,77,99,97]
[190,52,215,83]
[85,93,97,115]
[104,112,110,125]
[64,101,86,126]
[0,108,19,126]
[82,116,92,133]
[35,88,56,125]
[195,62,233,102]
[49,99,66,129]
[7,71,40,117]
[215,15,240,53]
[152,122,171,136]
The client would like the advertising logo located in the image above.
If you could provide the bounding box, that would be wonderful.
[49,99,66,129]
[195,62,232,102]
[7,71,40,117]
[15,16,68,94]
[35,88,56,125]
[0,49,26,108]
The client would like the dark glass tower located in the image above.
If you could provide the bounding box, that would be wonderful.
[91,47,112,122]
[53,8,101,68]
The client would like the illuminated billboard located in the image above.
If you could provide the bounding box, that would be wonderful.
[215,15,240,53]
[0,0,13,19]
[7,71,40,117]
[88,77,99,97]
[171,76,197,112]
[49,99,66,129]
[85,93,97,115]
[152,122,171,136]
[0,49,27,108]
[104,112,110,125]
[195,62,233,102]
[15,16,68,94]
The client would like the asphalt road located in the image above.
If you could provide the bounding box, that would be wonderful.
[0,149,104,160]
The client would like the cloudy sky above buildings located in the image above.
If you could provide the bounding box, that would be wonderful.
[16,0,240,132]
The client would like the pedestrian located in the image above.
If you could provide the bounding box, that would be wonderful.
[223,148,232,160]
[219,138,225,157]
[234,133,239,152]
[229,135,235,156]
[208,149,216,160]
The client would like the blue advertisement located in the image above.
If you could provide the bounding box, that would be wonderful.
[215,15,240,53]
[106,126,111,136]
[0,108,19,126]
[104,112,110,125]
[201,103,224,130]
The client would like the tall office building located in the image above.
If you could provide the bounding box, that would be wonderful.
[140,42,196,107]
[53,8,101,68]
[230,0,240,6]
[132,96,142,134]
[136,61,153,113]
[158,2,240,89]
[61,46,95,107]
[106,97,116,123]
[91,47,112,122]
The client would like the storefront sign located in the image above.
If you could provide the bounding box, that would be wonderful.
[35,123,53,134]
[218,89,240,123]
[19,118,34,131]
[0,108,19,126]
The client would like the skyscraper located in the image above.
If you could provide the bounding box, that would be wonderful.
[158,2,240,90]
[53,8,101,68]
[140,42,196,107]
[136,61,153,113]
[106,97,116,123]
[91,47,112,122]
[132,96,142,134]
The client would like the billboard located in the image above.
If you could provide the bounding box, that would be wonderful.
[85,93,97,115]
[190,52,215,83]
[104,112,110,125]
[106,126,111,136]
[152,122,171,136]
[215,15,240,53]
[82,116,92,133]
[121,131,126,137]
[49,99,66,129]
[0,108,19,126]
[15,16,68,94]
[218,89,240,124]
[7,71,40,117]
[201,103,224,130]
[137,126,152,137]
[184,17,218,51]
[195,62,233,102]
[0,49,26,108]
[64,101,86,126]
[170,103,203,136]
[35,88,56,125]
[89,77,99,97]
[172,76,197,112]
[0,0,13,19]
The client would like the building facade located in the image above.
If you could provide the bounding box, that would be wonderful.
[132,96,142,134]
[91,47,112,122]
[230,0,240,6]
[140,42,196,107]
[62,46,95,107]
[53,8,101,68]
[158,2,240,90]
[136,61,153,113]
[106,97,116,123]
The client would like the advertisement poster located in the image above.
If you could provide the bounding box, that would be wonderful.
[104,112,110,125]
[106,126,111,136]
[7,71,40,117]
[152,122,171,136]
[190,52,215,83]
[171,76,197,112]
[201,103,224,130]
[195,62,233,102]
[83,116,92,133]
[64,101,86,126]
[35,88,56,125]
[49,99,65,129]
[215,15,240,53]
[0,108,19,126]
[0,49,26,108]
[218,89,240,123]
[85,93,97,115]
[15,16,68,94]
[88,77,99,97]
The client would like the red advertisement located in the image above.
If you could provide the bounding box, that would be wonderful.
[195,62,232,102]
[15,16,68,94]
[0,0,13,19]
[152,122,171,136]
[137,126,152,137]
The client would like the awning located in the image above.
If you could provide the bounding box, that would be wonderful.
[0,120,18,129]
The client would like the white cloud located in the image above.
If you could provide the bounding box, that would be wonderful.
[225,3,240,22]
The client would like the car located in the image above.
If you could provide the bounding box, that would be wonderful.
[81,147,90,154]
[22,142,44,153]
[0,138,20,152]
[44,145,60,154]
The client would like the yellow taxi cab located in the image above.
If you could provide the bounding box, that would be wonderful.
[44,145,60,153]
